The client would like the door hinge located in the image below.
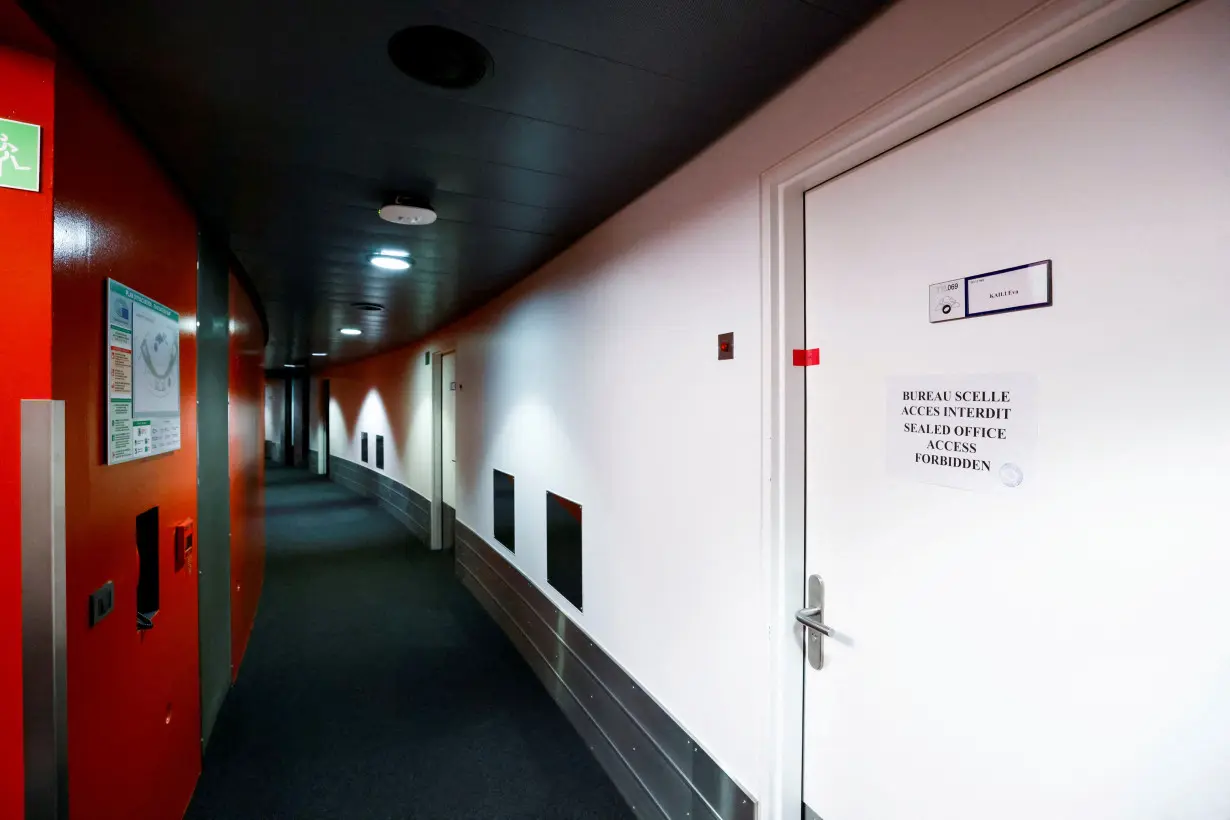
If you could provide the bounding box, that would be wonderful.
[793,348,820,366]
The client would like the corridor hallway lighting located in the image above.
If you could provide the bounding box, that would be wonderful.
[370,254,410,271]
[312,352,327,357]
[340,328,362,336]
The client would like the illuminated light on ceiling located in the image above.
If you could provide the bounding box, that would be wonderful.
[340,327,363,336]
[370,254,411,271]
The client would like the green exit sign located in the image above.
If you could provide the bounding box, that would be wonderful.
[0,117,41,193]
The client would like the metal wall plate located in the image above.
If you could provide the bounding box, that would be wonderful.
[455,523,757,820]
[807,574,824,671]
[22,400,69,820]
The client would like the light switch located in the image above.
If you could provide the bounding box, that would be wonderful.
[89,581,114,627]
[718,332,734,360]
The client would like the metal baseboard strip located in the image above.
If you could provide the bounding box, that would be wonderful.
[327,456,430,543]
[458,563,668,820]
[456,523,756,820]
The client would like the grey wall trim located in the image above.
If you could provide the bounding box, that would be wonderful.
[197,234,232,753]
[21,401,68,820]
[455,522,756,820]
[328,456,430,544]
[804,803,822,820]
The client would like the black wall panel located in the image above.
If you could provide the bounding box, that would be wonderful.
[546,491,583,610]
[493,470,515,552]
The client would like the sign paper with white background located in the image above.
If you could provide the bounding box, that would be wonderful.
[887,373,1037,492]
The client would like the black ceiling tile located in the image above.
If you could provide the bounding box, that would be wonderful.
[31,0,890,366]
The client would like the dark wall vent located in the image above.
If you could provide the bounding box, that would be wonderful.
[388,26,493,90]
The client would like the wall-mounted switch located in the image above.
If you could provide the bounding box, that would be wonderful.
[718,331,734,360]
[89,581,115,627]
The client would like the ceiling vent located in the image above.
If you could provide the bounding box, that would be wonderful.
[388,26,493,90]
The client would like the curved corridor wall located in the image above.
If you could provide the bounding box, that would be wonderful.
[52,57,203,819]
[229,271,265,676]
[0,9,55,815]
[325,0,1055,803]
[47,53,268,820]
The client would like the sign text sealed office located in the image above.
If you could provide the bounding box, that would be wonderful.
[886,373,1037,492]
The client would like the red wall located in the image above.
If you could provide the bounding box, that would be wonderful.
[229,273,265,676]
[0,11,55,816]
[52,59,202,820]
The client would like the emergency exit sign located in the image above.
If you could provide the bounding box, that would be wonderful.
[0,117,41,193]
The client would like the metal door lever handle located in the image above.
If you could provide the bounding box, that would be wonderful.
[795,607,833,637]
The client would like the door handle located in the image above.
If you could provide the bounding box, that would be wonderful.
[794,607,832,637]
[796,575,830,670]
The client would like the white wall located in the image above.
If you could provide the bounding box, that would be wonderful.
[328,352,436,495]
[308,375,326,473]
[264,379,284,450]
[326,0,1051,799]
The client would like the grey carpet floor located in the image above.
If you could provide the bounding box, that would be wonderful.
[185,465,633,820]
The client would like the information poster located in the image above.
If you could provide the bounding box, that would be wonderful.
[107,280,181,465]
[886,373,1036,492]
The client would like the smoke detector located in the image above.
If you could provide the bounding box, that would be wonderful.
[379,196,437,226]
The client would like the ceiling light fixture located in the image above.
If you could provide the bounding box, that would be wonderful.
[378,248,410,258]
[379,200,437,226]
[351,302,385,312]
[370,254,411,271]
[340,327,363,336]
[312,352,328,357]
[284,364,301,368]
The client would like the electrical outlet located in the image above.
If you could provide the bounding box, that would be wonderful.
[89,581,115,627]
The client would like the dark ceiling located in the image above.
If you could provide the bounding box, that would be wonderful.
[30,0,888,366]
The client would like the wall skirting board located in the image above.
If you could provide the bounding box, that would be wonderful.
[327,456,430,544]
[455,523,756,820]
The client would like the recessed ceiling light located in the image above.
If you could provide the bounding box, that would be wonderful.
[378,248,410,258]
[370,254,411,271]
[284,364,301,368]
[340,327,363,336]
[311,352,327,357]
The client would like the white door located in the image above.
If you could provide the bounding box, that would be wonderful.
[441,350,457,512]
[801,3,1230,818]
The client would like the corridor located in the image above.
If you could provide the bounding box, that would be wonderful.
[185,466,632,820]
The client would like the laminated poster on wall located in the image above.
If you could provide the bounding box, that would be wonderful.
[886,373,1037,492]
[106,279,181,464]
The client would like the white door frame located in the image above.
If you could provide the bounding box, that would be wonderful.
[756,1,1184,817]
[431,348,457,551]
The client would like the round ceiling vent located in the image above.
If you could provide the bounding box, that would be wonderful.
[388,26,493,90]
[351,302,385,312]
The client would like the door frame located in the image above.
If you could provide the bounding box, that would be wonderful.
[431,349,457,551]
[756,1,1182,817]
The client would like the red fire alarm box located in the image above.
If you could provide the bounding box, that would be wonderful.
[175,519,194,572]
